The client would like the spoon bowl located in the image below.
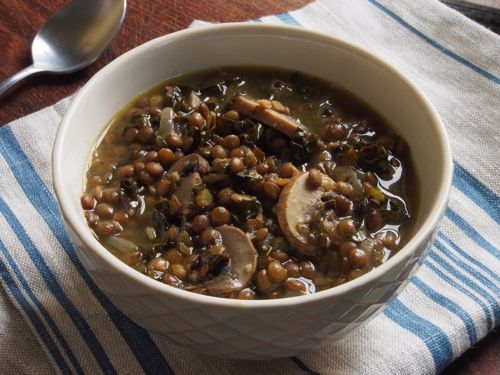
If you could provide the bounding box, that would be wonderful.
[0,0,126,97]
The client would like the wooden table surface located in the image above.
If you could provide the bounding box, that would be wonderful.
[0,1,498,374]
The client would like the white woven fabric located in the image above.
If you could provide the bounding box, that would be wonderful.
[0,1,498,374]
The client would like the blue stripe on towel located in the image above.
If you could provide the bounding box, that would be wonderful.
[0,198,116,375]
[429,251,500,321]
[430,246,499,323]
[424,261,493,330]
[436,238,499,295]
[276,12,301,26]
[0,239,84,374]
[366,0,500,85]
[384,298,453,372]
[411,276,477,345]
[0,126,175,375]
[453,163,500,224]
[438,232,499,283]
[0,254,71,374]
[445,208,500,260]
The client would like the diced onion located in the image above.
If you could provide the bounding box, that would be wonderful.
[105,236,138,254]
[158,107,174,137]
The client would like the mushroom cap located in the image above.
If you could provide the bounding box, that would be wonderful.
[168,154,209,214]
[277,172,335,256]
[168,154,209,175]
[174,172,202,214]
[205,225,258,296]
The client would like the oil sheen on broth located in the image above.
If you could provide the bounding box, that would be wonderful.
[81,67,417,300]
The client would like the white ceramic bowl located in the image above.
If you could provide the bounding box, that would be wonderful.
[53,23,453,360]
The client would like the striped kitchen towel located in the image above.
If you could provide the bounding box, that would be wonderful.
[0,0,498,374]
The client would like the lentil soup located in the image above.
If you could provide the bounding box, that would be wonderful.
[81,67,418,299]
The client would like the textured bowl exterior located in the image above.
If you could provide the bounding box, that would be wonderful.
[68,225,439,359]
[53,24,453,359]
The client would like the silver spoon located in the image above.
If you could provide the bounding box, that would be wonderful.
[0,0,126,98]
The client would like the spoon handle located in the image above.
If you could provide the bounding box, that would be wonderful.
[0,65,44,99]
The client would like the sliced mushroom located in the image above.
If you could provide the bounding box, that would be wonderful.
[168,155,209,214]
[277,172,335,256]
[232,96,301,138]
[205,225,258,296]
[168,154,210,175]
[175,172,203,214]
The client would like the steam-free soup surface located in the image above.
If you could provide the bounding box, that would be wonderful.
[81,67,417,299]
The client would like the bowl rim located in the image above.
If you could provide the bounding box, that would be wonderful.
[53,22,453,308]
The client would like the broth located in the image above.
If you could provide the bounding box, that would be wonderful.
[81,66,418,299]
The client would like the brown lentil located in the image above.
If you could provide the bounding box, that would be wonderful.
[299,261,316,278]
[200,228,218,246]
[284,262,301,277]
[285,278,307,293]
[211,145,228,159]
[365,210,383,231]
[335,181,354,197]
[94,220,122,236]
[280,162,296,178]
[236,289,255,300]
[163,273,182,287]
[166,226,179,242]
[81,194,95,210]
[139,171,155,185]
[244,150,258,167]
[123,127,139,143]
[267,260,288,283]
[325,123,347,140]
[147,257,169,273]
[170,264,188,280]
[270,249,289,262]
[229,157,245,173]
[336,219,357,238]
[339,241,357,257]
[334,194,351,215]
[165,249,184,264]
[192,215,209,233]
[256,270,272,292]
[210,206,231,226]
[256,162,269,174]
[138,126,155,144]
[376,231,398,248]
[263,181,280,200]
[188,112,206,128]
[133,161,146,174]
[145,162,164,176]
[223,135,240,150]
[113,211,129,225]
[349,248,369,269]
[118,165,134,178]
[158,148,176,166]
[123,251,142,266]
[94,203,114,218]
[166,133,183,149]
[157,178,171,196]
[217,188,235,205]
[307,169,323,189]
[255,228,269,241]
[224,110,240,121]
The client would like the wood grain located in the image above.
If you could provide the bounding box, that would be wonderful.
[0,0,310,124]
[0,1,498,374]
